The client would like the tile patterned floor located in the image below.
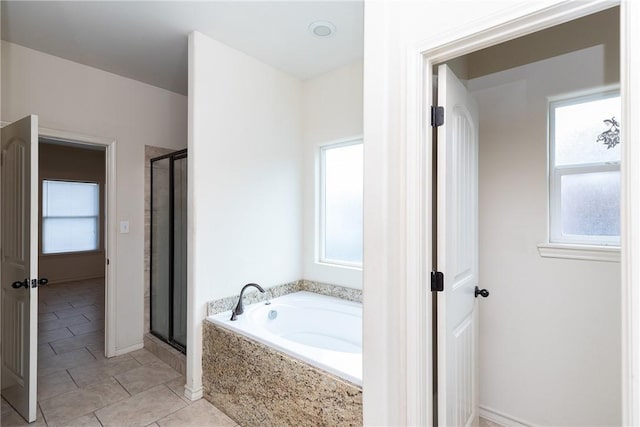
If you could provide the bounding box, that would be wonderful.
[1,279,237,427]
[480,417,505,427]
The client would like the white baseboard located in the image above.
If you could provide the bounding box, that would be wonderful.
[112,342,144,357]
[479,405,533,427]
[184,384,203,401]
[47,275,105,285]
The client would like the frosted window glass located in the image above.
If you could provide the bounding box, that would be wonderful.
[42,180,99,254]
[561,171,620,237]
[554,95,621,166]
[43,218,99,253]
[323,143,363,265]
[43,181,99,216]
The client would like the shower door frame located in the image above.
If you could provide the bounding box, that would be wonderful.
[150,148,188,354]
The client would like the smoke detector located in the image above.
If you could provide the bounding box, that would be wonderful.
[309,21,336,38]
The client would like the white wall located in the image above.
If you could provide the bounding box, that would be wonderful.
[302,61,363,289]
[187,31,302,398]
[469,46,620,426]
[1,41,187,353]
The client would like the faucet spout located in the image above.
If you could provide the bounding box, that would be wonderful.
[230,283,265,321]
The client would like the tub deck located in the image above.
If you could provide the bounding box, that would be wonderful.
[207,291,362,385]
[202,320,363,426]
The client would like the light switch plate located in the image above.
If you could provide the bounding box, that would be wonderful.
[120,221,130,234]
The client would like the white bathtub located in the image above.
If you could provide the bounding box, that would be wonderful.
[207,291,362,385]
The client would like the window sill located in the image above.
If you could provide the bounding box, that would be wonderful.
[41,250,104,257]
[316,260,363,271]
[537,243,620,263]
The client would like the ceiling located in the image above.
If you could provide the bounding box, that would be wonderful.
[1,1,364,96]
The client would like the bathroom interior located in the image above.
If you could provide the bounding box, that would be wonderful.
[0,1,626,426]
[439,7,621,425]
[160,6,620,425]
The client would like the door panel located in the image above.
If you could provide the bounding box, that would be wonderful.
[1,115,39,422]
[436,65,479,427]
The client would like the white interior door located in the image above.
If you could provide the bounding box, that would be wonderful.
[1,115,39,422]
[436,64,480,427]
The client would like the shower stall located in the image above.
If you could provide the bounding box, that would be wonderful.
[150,149,187,353]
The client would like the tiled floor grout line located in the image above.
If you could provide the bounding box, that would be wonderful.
[94,410,106,427]
[31,279,235,427]
[165,379,191,404]
[38,401,49,426]
[151,384,194,423]
[66,367,82,389]
[113,375,133,397]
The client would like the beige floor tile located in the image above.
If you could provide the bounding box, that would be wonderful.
[39,327,74,344]
[39,312,59,322]
[129,348,163,365]
[54,305,100,320]
[68,357,141,388]
[2,397,14,416]
[85,343,106,360]
[479,417,505,427]
[0,400,46,427]
[68,320,104,336]
[38,343,56,360]
[49,331,103,354]
[115,361,182,395]
[39,293,70,303]
[38,370,78,400]
[66,292,102,302]
[95,385,186,427]
[156,399,236,427]
[58,413,102,427]
[38,315,89,332]
[163,377,191,404]
[39,302,73,314]
[39,378,128,426]
[38,348,97,377]
[70,297,103,309]
[82,309,104,322]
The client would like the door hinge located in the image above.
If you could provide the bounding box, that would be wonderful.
[431,106,444,127]
[431,271,444,292]
[107,258,110,265]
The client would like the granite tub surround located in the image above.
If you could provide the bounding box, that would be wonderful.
[302,279,362,303]
[207,279,362,315]
[202,321,363,426]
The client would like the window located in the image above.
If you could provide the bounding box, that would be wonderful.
[319,140,363,267]
[549,91,620,246]
[42,180,100,254]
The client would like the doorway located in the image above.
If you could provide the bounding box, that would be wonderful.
[1,120,115,423]
[431,6,621,426]
[37,138,107,360]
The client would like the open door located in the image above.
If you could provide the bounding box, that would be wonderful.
[1,115,40,422]
[436,65,481,426]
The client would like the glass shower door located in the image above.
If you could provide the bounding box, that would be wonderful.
[172,156,187,348]
[150,149,187,353]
